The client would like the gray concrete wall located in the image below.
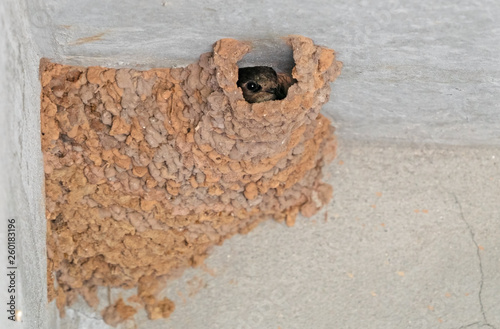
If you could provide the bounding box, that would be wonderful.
[24,0,500,145]
[1,0,499,328]
[1,1,48,329]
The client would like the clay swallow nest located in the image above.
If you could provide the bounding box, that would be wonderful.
[41,35,342,325]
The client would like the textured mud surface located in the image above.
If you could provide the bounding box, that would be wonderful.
[41,36,341,325]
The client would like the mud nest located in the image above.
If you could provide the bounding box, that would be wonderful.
[41,35,342,325]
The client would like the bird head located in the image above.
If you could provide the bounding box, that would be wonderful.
[237,66,280,103]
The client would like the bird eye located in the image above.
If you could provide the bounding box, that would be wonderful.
[246,81,261,92]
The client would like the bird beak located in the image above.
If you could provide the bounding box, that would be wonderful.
[266,88,277,94]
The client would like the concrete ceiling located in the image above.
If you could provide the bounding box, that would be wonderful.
[27,0,500,145]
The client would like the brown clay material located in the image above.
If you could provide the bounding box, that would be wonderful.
[101,298,137,326]
[41,35,341,324]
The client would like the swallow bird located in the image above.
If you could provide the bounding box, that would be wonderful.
[237,66,296,103]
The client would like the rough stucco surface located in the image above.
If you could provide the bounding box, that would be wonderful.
[1,0,500,328]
